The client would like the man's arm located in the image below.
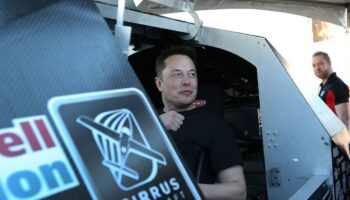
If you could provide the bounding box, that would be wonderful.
[198,165,247,200]
[335,102,350,130]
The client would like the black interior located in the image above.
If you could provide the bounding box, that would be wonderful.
[126,31,266,199]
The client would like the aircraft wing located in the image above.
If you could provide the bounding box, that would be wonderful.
[129,139,166,165]
[77,115,121,141]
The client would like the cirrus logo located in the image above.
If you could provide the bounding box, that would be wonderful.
[76,109,167,191]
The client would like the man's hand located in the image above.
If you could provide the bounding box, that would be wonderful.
[332,127,350,160]
[159,111,185,131]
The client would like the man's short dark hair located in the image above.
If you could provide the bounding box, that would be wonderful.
[313,51,331,65]
[155,45,197,78]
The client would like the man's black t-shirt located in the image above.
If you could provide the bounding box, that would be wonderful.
[318,72,349,114]
[168,106,242,183]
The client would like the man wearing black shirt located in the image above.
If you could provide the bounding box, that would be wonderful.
[154,45,246,200]
[312,51,350,130]
[313,51,350,160]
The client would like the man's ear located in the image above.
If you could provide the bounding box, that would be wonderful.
[155,77,163,92]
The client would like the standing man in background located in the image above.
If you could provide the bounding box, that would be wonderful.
[312,51,350,130]
[313,51,350,159]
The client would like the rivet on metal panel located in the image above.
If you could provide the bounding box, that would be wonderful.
[270,168,281,187]
[273,131,277,135]
[257,41,260,45]
[270,138,274,142]
[273,144,278,148]
[268,144,272,148]
[324,142,329,146]
[321,136,325,140]
[262,43,266,47]
[266,131,270,135]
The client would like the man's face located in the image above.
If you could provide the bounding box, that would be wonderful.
[312,54,332,80]
[155,54,198,110]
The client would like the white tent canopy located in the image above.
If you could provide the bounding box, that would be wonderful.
[131,0,350,28]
